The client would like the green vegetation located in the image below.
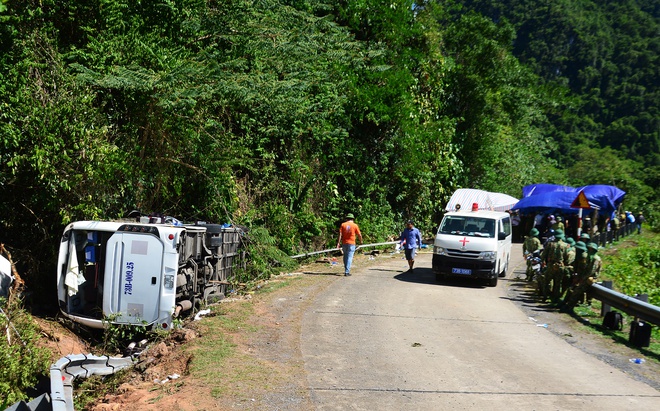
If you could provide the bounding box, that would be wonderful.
[72,371,127,411]
[0,300,51,406]
[237,227,299,285]
[592,231,660,349]
[101,315,149,354]
[572,301,660,361]
[601,231,660,307]
[461,0,659,216]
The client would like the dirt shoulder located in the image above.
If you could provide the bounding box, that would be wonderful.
[86,258,347,411]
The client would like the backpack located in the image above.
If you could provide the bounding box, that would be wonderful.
[603,311,623,331]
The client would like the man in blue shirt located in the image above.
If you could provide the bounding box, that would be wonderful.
[399,220,423,271]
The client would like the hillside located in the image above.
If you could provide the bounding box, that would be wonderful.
[0,0,657,357]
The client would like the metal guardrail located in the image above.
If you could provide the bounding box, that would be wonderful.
[590,223,637,247]
[589,283,660,327]
[50,354,134,411]
[5,354,135,411]
[291,241,398,259]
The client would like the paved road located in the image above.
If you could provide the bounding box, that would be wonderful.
[301,245,660,410]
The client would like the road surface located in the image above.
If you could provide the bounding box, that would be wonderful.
[301,245,660,410]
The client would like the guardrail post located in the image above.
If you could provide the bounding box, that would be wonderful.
[600,280,613,316]
[630,294,652,347]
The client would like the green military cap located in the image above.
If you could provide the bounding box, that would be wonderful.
[566,237,575,246]
[530,228,539,236]
[554,229,565,240]
[580,233,590,240]
[575,241,587,251]
[587,242,599,251]
[346,213,355,219]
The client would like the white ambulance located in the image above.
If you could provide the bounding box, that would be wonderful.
[432,204,512,287]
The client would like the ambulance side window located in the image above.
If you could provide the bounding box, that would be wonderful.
[500,217,511,237]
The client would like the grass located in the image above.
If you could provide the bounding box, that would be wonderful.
[600,230,659,306]
[186,274,305,397]
[569,294,660,363]
[73,371,127,410]
[598,230,660,342]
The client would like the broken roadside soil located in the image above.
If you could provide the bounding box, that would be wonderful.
[35,254,660,410]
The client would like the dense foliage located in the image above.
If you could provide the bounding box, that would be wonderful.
[602,233,660,307]
[0,0,657,302]
[461,0,659,214]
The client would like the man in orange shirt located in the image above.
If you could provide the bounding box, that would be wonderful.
[337,213,363,276]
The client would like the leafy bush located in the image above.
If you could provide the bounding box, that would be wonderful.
[100,315,149,354]
[235,226,298,285]
[0,300,51,406]
[601,233,660,306]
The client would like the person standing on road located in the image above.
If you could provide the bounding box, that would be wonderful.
[523,228,542,281]
[562,240,588,307]
[551,216,565,232]
[562,237,576,297]
[610,214,620,241]
[337,213,363,276]
[540,229,570,303]
[399,220,422,271]
[511,210,521,242]
[636,212,645,234]
[561,242,601,312]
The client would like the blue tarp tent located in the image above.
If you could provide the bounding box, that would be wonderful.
[513,184,625,216]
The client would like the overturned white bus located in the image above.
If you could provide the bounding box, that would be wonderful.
[56,219,243,330]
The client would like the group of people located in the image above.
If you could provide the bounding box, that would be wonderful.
[514,209,645,244]
[523,227,602,312]
[336,213,421,276]
[338,210,638,313]
[623,210,646,234]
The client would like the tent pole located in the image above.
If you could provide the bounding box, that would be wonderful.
[577,208,583,237]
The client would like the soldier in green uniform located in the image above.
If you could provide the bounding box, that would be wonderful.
[562,237,576,297]
[561,242,601,312]
[540,229,570,302]
[523,228,543,281]
[579,232,590,243]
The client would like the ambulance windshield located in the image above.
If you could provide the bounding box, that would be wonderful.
[439,216,495,238]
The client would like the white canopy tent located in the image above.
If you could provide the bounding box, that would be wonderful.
[444,188,519,212]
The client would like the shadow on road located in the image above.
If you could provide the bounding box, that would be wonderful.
[393,268,487,289]
[499,277,560,312]
[301,270,345,276]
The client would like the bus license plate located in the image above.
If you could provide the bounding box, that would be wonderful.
[452,268,472,275]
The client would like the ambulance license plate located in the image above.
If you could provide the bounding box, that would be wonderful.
[452,268,472,275]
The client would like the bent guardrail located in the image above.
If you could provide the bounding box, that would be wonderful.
[51,354,134,411]
[5,354,135,411]
[589,283,660,328]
